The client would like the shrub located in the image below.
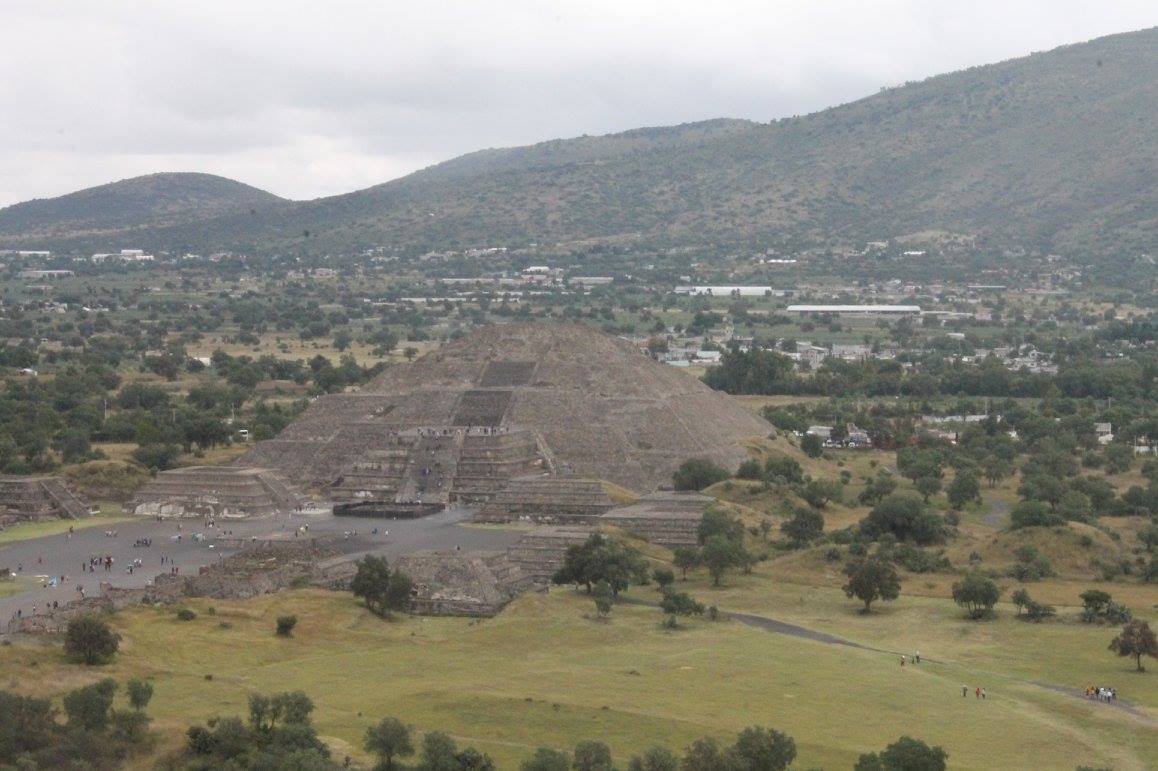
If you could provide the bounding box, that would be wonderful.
[673,458,730,491]
[176,608,197,622]
[651,567,675,589]
[1024,600,1057,622]
[1007,546,1053,582]
[735,459,764,480]
[275,615,298,637]
[781,506,824,546]
[860,495,945,545]
[764,454,804,484]
[1009,500,1065,529]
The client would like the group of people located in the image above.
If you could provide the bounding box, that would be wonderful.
[1086,685,1117,702]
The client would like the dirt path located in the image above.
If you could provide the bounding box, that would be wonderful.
[982,497,1011,528]
[625,596,1153,723]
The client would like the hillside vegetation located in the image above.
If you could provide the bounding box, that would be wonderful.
[0,172,282,241]
[1,28,1154,255]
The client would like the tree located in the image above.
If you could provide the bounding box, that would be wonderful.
[914,475,942,503]
[673,547,700,580]
[982,455,1008,488]
[781,506,824,546]
[365,717,413,771]
[126,678,154,711]
[800,433,823,458]
[842,558,901,613]
[276,615,299,637]
[859,472,897,505]
[573,740,615,771]
[702,534,743,587]
[64,615,120,665]
[386,571,414,615]
[1109,619,1158,672]
[946,471,980,510]
[522,748,571,771]
[652,567,675,589]
[351,555,393,617]
[952,573,1000,620]
[731,725,796,770]
[660,587,705,618]
[860,495,944,545]
[62,678,117,731]
[592,580,614,619]
[419,731,461,771]
[673,458,730,491]
[681,737,730,771]
[552,533,648,594]
[627,746,679,771]
[855,736,948,771]
[801,478,842,508]
[698,508,745,545]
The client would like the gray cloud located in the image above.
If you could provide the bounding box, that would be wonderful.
[1,0,1154,205]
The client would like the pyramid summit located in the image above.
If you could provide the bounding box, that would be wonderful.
[239,323,767,502]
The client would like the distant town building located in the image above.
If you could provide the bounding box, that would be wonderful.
[786,304,921,317]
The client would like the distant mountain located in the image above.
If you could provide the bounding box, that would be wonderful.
[0,173,283,243]
[2,28,1154,256]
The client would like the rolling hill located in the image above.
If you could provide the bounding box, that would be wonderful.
[0,172,283,243]
[1,27,1154,255]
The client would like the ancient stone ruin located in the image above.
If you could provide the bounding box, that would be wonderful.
[473,476,615,524]
[132,466,302,519]
[392,550,534,617]
[9,539,338,635]
[237,323,767,509]
[599,491,712,549]
[0,475,95,526]
[502,525,595,581]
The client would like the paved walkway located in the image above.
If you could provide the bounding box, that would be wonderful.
[0,506,518,634]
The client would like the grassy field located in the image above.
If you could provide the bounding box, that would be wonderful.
[0,513,134,546]
[1,586,1154,770]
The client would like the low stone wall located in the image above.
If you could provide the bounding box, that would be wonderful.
[8,539,339,636]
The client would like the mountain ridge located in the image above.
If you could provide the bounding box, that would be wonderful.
[1,28,1154,255]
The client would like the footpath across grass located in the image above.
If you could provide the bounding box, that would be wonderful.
[1,587,1154,770]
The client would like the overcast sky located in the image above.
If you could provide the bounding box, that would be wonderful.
[2,1,1154,207]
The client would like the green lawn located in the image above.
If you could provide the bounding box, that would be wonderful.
[3,588,1154,770]
[0,513,133,546]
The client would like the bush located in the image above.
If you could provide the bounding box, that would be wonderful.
[673,458,730,491]
[860,495,945,545]
[1009,500,1065,530]
[1007,546,1053,582]
[781,506,824,546]
[735,459,764,480]
[764,454,804,484]
[1024,600,1057,622]
[275,615,298,637]
[176,609,197,622]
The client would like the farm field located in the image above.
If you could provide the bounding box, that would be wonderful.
[0,585,1154,770]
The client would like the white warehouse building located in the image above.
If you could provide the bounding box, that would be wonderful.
[786,304,921,317]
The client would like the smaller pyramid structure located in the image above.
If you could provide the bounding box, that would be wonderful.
[132,466,301,519]
[393,550,533,617]
[0,476,95,526]
[474,477,615,524]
